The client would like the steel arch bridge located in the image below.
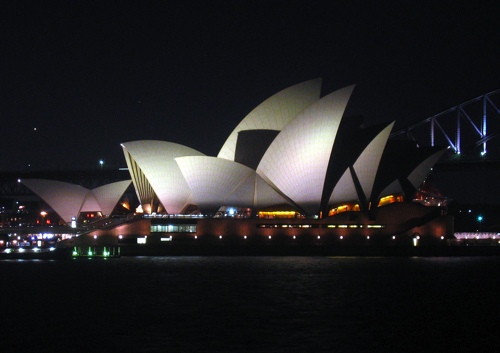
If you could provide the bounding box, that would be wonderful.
[390,89,500,162]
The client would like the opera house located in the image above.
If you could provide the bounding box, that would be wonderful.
[22,79,453,250]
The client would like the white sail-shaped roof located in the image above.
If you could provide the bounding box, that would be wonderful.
[21,179,90,224]
[257,85,355,215]
[407,148,449,189]
[329,168,359,206]
[217,78,322,161]
[371,148,447,202]
[176,156,288,212]
[352,122,394,203]
[92,180,132,216]
[80,193,101,213]
[328,122,394,208]
[378,179,403,199]
[121,140,205,214]
[22,179,132,224]
[253,173,291,209]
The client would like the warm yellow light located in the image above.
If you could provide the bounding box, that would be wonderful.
[378,194,404,207]
[328,204,360,216]
[258,210,298,219]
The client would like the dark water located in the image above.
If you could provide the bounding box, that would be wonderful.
[1,256,500,353]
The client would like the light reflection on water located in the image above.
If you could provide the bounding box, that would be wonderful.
[1,256,500,352]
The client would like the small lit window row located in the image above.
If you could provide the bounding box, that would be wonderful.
[257,224,318,228]
[257,211,299,219]
[328,204,360,216]
[4,247,55,254]
[326,224,385,229]
[151,224,197,233]
[145,214,205,219]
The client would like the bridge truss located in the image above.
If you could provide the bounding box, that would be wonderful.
[391,89,500,162]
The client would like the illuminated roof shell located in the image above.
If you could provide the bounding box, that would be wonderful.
[257,85,355,215]
[329,122,395,207]
[80,193,101,213]
[121,140,205,214]
[117,80,446,217]
[21,179,131,224]
[92,180,132,216]
[407,148,449,189]
[218,78,322,161]
[375,147,449,200]
[22,179,90,224]
[175,156,289,212]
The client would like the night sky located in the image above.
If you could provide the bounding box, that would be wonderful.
[1,0,498,171]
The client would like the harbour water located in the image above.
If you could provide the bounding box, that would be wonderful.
[1,256,499,352]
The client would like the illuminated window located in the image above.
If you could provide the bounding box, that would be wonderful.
[328,204,360,216]
[257,211,299,219]
[378,194,404,207]
[150,224,196,233]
